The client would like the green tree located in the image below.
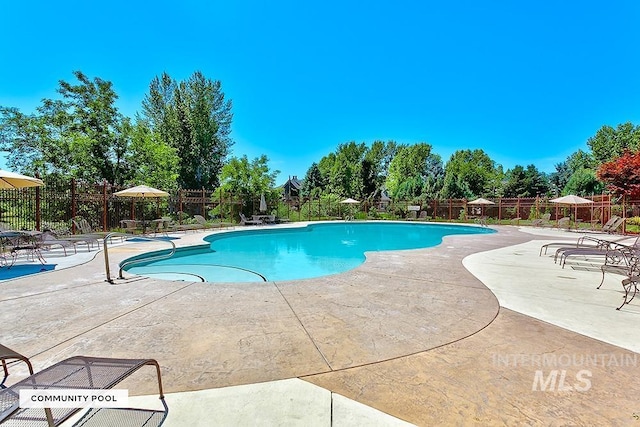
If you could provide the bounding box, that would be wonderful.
[563,168,604,196]
[217,154,279,201]
[364,140,399,196]
[0,107,53,174]
[301,162,325,197]
[587,122,640,164]
[324,142,367,197]
[502,165,527,197]
[550,149,596,192]
[503,165,549,198]
[142,71,233,189]
[386,143,442,199]
[124,119,180,190]
[441,149,495,199]
[1,71,134,184]
[393,176,425,201]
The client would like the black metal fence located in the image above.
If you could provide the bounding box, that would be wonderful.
[0,177,631,234]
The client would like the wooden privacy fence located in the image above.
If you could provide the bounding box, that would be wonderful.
[0,177,626,232]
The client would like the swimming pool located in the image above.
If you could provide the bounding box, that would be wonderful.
[123,222,495,282]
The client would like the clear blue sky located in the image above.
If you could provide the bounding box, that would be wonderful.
[2,1,639,185]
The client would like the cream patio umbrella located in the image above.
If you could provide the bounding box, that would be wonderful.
[549,195,594,228]
[259,193,267,213]
[468,197,495,217]
[113,185,169,198]
[0,170,44,189]
[114,185,170,233]
[340,198,360,220]
[0,170,45,227]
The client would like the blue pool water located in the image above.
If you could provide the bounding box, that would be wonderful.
[123,222,495,283]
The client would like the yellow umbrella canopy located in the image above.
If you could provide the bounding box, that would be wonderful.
[0,169,44,189]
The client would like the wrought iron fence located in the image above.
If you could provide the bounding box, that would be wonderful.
[0,177,625,233]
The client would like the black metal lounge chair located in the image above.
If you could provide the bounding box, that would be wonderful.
[0,346,168,427]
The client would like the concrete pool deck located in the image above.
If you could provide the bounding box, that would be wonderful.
[1,222,639,425]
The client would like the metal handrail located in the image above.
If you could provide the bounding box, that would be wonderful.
[103,232,176,284]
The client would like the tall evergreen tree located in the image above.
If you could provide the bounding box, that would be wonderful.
[142,71,233,189]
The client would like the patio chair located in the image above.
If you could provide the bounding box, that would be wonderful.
[121,220,139,234]
[474,216,488,227]
[596,246,640,290]
[0,344,33,389]
[36,231,79,256]
[556,236,639,268]
[594,215,620,232]
[556,217,571,230]
[531,213,552,227]
[70,217,104,248]
[0,346,168,427]
[239,213,262,226]
[619,275,640,310]
[194,215,219,229]
[149,219,167,236]
[539,234,631,256]
[160,216,201,233]
[602,216,625,234]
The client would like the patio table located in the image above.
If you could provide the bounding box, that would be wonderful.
[252,215,275,224]
[0,231,45,267]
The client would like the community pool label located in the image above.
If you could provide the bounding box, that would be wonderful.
[20,389,128,408]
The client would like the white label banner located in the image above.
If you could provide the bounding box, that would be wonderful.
[20,389,128,408]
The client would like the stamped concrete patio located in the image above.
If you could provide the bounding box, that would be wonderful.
[1,223,639,425]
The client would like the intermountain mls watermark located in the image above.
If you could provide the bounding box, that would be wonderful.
[492,352,638,392]
[20,389,128,409]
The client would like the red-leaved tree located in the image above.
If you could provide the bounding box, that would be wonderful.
[596,151,640,199]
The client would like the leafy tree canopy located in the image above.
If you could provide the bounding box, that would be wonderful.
[596,151,640,198]
[587,122,640,164]
[563,168,603,196]
[218,154,279,198]
[0,71,181,188]
[441,149,495,199]
[0,71,129,183]
[301,162,325,198]
[386,143,442,198]
[142,71,233,189]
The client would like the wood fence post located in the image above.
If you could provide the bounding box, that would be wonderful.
[102,179,108,231]
[35,173,41,231]
[202,187,206,217]
[71,178,77,233]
